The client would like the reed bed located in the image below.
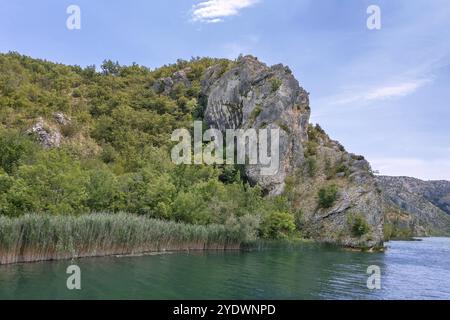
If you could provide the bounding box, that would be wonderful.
[0,213,243,264]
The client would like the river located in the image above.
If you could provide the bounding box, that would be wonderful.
[0,237,449,299]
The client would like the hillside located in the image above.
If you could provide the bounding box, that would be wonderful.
[377,176,450,237]
[0,52,385,250]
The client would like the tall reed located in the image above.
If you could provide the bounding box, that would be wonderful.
[0,213,244,264]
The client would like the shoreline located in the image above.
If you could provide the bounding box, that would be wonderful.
[1,238,389,266]
[0,213,244,265]
[4,214,438,266]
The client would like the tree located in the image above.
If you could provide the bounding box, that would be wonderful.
[101,60,121,76]
[0,131,35,174]
[7,150,89,215]
[260,211,296,239]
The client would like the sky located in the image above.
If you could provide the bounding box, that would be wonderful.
[1,0,449,180]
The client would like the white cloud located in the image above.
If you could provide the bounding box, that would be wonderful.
[191,0,260,23]
[365,79,431,101]
[320,78,431,107]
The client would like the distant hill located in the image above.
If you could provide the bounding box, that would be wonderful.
[377,176,450,237]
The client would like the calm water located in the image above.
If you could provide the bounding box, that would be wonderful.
[0,238,449,300]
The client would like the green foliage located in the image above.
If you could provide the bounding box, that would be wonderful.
[270,78,282,92]
[0,52,301,241]
[85,167,120,212]
[383,221,413,240]
[219,165,243,184]
[348,214,370,237]
[101,60,121,76]
[326,160,350,180]
[0,130,35,174]
[305,140,318,157]
[318,184,339,208]
[60,121,78,138]
[307,124,325,142]
[305,157,317,177]
[4,150,89,216]
[249,105,262,125]
[260,211,296,240]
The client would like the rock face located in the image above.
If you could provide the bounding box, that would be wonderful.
[293,129,384,248]
[377,176,450,235]
[202,56,310,195]
[201,56,384,247]
[28,117,62,148]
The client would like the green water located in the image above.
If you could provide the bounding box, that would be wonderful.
[1,238,449,299]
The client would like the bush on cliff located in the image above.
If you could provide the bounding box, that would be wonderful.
[318,184,339,209]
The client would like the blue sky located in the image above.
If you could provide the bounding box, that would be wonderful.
[1,0,450,180]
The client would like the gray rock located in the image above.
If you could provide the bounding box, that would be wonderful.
[377,176,450,235]
[153,67,191,94]
[201,56,384,248]
[202,55,310,195]
[28,117,61,148]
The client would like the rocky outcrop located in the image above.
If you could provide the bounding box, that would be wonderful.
[27,117,62,148]
[152,67,192,94]
[202,55,310,195]
[377,176,450,236]
[293,129,384,248]
[27,113,74,149]
[201,56,384,248]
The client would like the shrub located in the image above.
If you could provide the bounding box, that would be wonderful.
[270,78,282,92]
[85,168,120,212]
[326,161,350,179]
[318,184,339,208]
[60,122,78,138]
[0,131,35,174]
[307,124,322,142]
[6,150,89,215]
[260,211,296,240]
[249,105,263,125]
[305,140,318,157]
[306,157,317,177]
[349,214,370,237]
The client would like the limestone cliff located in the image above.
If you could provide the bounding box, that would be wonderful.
[201,56,384,248]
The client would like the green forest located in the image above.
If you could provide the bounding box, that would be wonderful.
[0,52,300,242]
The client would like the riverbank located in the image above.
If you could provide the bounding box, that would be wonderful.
[0,213,243,265]
[0,213,390,265]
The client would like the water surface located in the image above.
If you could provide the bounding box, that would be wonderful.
[0,238,449,299]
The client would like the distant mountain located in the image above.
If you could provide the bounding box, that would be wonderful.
[377,176,450,237]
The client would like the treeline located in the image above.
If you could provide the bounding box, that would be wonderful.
[0,52,299,241]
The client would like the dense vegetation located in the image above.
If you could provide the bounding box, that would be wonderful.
[0,213,245,264]
[0,52,298,241]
